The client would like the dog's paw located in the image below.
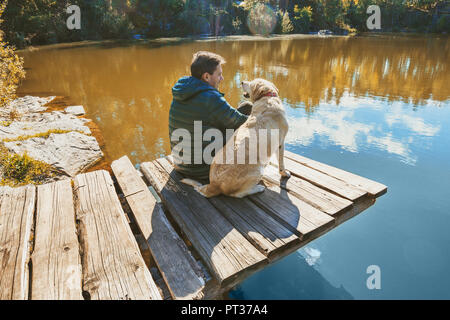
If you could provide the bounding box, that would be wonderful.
[280,169,291,178]
[255,184,266,193]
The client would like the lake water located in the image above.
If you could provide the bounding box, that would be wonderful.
[18,34,450,299]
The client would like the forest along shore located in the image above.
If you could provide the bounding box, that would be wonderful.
[0,95,104,186]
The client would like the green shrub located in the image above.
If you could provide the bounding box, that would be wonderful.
[293,5,313,33]
[232,17,243,34]
[435,15,449,33]
[0,0,26,108]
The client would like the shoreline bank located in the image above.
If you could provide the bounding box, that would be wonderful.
[0,95,106,186]
[16,31,448,53]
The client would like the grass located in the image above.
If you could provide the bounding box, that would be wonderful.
[0,143,54,186]
[1,129,86,143]
[0,123,92,186]
[0,109,20,127]
[8,109,20,121]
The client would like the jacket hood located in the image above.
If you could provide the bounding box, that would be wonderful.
[172,76,217,101]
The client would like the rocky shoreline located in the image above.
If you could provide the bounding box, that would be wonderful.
[0,96,103,185]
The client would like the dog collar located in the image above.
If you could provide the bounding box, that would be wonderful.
[262,92,278,98]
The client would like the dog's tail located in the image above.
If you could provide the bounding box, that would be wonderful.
[180,178,222,198]
[180,178,203,188]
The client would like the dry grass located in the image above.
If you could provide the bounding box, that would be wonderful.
[8,109,20,121]
[1,129,86,143]
[0,143,55,186]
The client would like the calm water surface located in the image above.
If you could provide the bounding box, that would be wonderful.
[18,34,450,299]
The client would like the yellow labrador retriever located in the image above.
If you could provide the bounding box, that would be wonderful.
[182,78,290,198]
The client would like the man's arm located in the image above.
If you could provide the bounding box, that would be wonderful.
[208,95,248,130]
[237,100,253,116]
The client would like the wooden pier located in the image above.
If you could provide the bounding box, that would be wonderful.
[0,151,387,300]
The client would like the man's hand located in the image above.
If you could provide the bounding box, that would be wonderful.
[237,101,253,116]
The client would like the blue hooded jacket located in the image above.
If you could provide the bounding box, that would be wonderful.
[169,76,248,180]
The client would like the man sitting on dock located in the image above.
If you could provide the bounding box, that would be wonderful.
[169,51,252,183]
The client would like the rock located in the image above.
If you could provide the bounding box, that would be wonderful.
[1,95,104,184]
[318,30,333,36]
[0,111,91,141]
[65,105,85,116]
[4,132,103,177]
[0,96,55,119]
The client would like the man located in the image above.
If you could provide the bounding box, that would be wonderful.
[169,51,252,182]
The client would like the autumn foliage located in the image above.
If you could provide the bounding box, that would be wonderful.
[0,1,447,49]
[0,0,25,108]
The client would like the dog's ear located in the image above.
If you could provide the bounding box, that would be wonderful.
[251,79,272,101]
[274,85,279,96]
[267,80,279,96]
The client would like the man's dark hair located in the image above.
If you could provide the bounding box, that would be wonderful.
[190,51,226,79]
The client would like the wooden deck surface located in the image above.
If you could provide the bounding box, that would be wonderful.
[0,151,387,300]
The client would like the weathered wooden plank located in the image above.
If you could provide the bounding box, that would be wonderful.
[111,157,154,241]
[73,170,162,300]
[0,185,35,300]
[272,156,367,201]
[248,189,376,269]
[31,180,83,300]
[284,151,387,197]
[140,158,268,286]
[208,194,301,259]
[263,164,353,216]
[249,183,335,242]
[334,195,376,226]
[111,156,206,300]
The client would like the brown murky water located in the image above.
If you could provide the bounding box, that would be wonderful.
[17,34,449,166]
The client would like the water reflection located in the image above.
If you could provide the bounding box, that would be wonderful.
[385,104,441,137]
[17,35,449,165]
[284,92,443,165]
[229,249,354,300]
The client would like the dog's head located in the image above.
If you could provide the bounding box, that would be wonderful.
[241,78,279,102]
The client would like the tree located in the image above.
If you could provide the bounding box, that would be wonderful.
[281,11,294,33]
[132,0,184,36]
[292,4,312,33]
[0,0,26,108]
